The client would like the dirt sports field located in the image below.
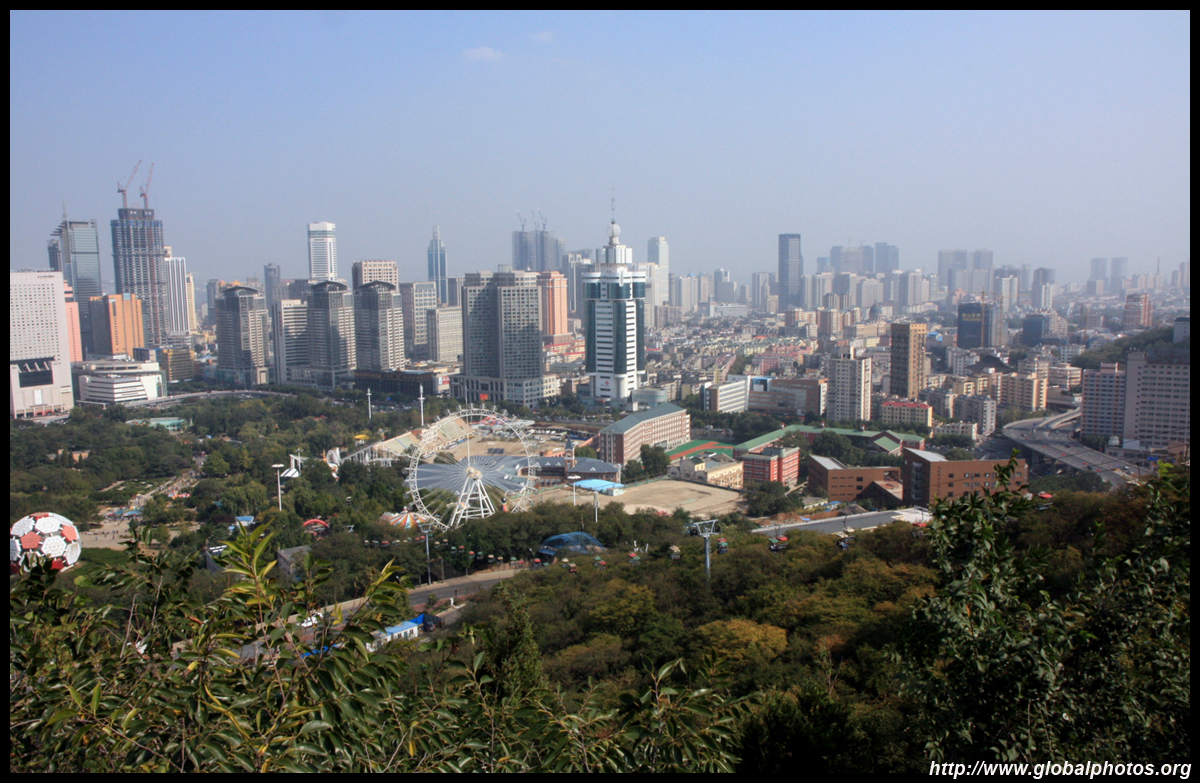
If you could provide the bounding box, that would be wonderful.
[536,479,741,518]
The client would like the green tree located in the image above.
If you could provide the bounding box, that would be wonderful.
[899,460,1190,763]
[204,453,230,477]
[639,445,670,478]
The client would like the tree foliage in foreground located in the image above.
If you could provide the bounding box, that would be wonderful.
[899,460,1190,763]
[10,526,743,772]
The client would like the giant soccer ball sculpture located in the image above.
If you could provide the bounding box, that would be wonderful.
[10,512,82,574]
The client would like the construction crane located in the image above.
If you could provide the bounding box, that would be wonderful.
[139,163,155,210]
[516,210,526,231]
[117,160,142,209]
[538,210,547,231]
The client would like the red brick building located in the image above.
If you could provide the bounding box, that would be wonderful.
[807,455,900,502]
[597,403,691,466]
[901,448,1027,507]
[739,446,800,485]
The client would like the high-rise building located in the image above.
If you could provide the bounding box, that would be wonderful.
[891,322,928,400]
[111,207,167,347]
[1123,348,1190,451]
[352,259,399,291]
[1122,292,1152,330]
[957,302,1005,349]
[307,222,337,281]
[306,281,355,389]
[184,273,198,334]
[88,294,145,357]
[264,264,282,314]
[778,234,803,309]
[273,299,309,386]
[453,270,548,406]
[397,281,439,361]
[938,250,969,290]
[10,271,75,418]
[163,255,191,339]
[647,237,670,305]
[427,227,448,304]
[512,223,562,273]
[537,270,569,338]
[875,242,899,275]
[993,275,1019,313]
[354,281,405,372]
[426,306,463,363]
[563,252,593,316]
[62,282,83,363]
[1081,362,1125,440]
[1090,258,1108,282]
[827,350,872,423]
[1109,257,1128,292]
[585,220,646,404]
[49,216,102,356]
[216,286,270,387]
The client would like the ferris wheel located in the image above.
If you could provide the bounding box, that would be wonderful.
[406,408,539,532]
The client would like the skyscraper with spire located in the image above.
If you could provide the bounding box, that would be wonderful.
[584,213,646,404]
[428,226,448,304]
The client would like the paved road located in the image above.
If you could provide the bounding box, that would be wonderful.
[404,568,525,609]
[750,509,915,537]
[1003,409,1131,488]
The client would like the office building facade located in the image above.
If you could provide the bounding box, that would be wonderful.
[353,281,405,372]
[778,234,803,309]
[453,270,549,406]
[112,207,167,347]
[216,286,270,387]
[1122,349,1190,451]
[585,220,646,404]
[890,322,927,400]
[49,217,102,355]
[306,281,355,389]
[10,271,75,418]
[397,280,439,361]
[512,227,563,273]
[957,302,1005,349]
[426,306,463,363]
[88,293,146,358]
[273,299,309,385]
[352,259,399,290]
[828,352,872,423]
[308,222,337,281]
[427,227,447,304]
[538,270,569,339]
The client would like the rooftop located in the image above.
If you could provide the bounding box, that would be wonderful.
[600,403,687,435]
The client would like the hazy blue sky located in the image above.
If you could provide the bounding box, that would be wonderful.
[10,11,1190,287]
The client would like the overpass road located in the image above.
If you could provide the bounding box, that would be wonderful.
[1003,409,1132,489]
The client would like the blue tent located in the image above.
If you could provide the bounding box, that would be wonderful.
[538,532,605,560]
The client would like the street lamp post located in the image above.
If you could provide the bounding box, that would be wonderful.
[417,521,433,586]
[568,475,581,505]
[272,464,285,511]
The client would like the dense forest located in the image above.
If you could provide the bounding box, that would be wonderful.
[10,455,1189,771]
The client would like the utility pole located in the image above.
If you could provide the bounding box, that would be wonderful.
[693,519,719,587]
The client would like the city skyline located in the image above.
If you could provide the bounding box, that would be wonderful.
[10,11,1190,285]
